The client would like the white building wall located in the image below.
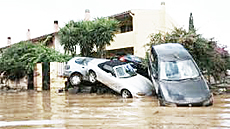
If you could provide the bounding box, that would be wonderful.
[53,8,177,58]
[107,8,177,58]
[106,31,135,50]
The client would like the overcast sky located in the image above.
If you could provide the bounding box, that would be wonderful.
[0,0,229,50]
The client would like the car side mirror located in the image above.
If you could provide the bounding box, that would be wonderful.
[134,68,137,72]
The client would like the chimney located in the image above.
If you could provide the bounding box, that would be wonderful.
[27,29,31,40]
[161,2,165,11]
[54,20,59,32]
[7,37,11,46]
[84,9,90,21]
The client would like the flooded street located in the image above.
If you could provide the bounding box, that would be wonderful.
[0,91,230,129]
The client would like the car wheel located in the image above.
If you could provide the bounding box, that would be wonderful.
[121,89,132,98]
[69,73,82,86]
[89,71,97,83]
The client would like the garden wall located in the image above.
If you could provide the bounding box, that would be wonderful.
[34,62,66,92]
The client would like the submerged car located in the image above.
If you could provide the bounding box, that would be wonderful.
[148,43,213,106]
[87,59,154,98]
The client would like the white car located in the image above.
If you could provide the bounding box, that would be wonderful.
[87,59,154,98]
[64,57,97,86]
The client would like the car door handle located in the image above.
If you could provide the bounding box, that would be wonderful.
[82,67,84,68]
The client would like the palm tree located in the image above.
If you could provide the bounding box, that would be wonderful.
[59,18,119,57]
[93,17,119,57]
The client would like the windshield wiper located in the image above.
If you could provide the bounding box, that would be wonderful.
[171,77,200,81]
[161,79,175,81]
[161,78,193,81]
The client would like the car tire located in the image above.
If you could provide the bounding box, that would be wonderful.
[89,71,97,83]
[121,89,132,98]
[69,73,82,86]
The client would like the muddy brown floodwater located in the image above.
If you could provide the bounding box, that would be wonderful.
[0,91,230,129]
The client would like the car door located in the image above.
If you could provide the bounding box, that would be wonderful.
[98,64,120,93]
[75,58,88,78]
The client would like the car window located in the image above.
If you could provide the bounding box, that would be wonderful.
[99,64,116,77]
[116,67,126,77]
[75,58,93,65]
[103,64,113,72]
[83,58,93,65]
[75,58,84,64]
[114,64,136,78]
[126,55,142,63]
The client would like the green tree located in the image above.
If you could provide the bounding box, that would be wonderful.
[189,13,195,32]
[0,41,71,80]
[59,17,119,57]
[58,20,80,56]
[92,17,119,57]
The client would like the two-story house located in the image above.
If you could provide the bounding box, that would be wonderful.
[106,2,177,58]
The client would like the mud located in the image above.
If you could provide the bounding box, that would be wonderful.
[0,90,229,129]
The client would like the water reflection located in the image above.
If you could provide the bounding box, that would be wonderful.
[0,91,229,128]
[0,120,64,127]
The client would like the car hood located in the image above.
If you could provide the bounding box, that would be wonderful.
[119,74,153,93]
[159,77,211,103]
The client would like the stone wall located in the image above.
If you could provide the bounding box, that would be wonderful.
[34,63,43,91]
[33,62,66,92]
[0,62,67,91]
[50,62,67,93]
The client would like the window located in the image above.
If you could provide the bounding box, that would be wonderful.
[114,13,133,33]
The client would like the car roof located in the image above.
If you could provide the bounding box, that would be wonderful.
[68,57,86,61]
[152,43,192,61]
[101,60,127,67]
[89,58,109,64]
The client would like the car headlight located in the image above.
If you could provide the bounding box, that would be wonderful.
[65,65,70,70]
[203,94,214,106]
[136,92,146,96]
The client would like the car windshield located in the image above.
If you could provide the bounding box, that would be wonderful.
[114,64,137,78]
[160,59,199,80]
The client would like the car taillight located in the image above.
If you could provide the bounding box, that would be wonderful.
[119,57,126,62]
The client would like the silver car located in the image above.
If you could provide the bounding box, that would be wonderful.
[87,59,154,98]
[64,57,97,86]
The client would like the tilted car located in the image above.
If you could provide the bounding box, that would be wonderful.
[87,59,154,98]
[148,43,213,106]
